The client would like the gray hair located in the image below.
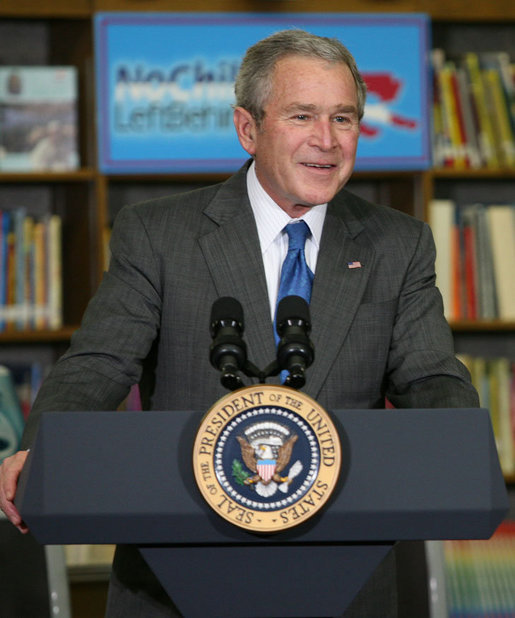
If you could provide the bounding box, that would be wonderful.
[234,29,367,125]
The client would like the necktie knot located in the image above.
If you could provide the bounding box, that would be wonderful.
[285,220,311,251]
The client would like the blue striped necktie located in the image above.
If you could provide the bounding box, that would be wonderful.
[274,220,314,349]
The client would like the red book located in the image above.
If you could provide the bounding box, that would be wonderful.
[462,216,478,319]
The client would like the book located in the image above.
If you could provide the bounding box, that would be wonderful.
[0,66,79,172]
[451,206,466,320]
[487,205,515,320]
[32,220,46,330]
[472,204,498,320]
[47,214,63,331]
[462,53,500,168]
[461,206,478,320]
[431,50,454,167]
[428,199,455,319]
[494,358,514,475]
[0,211,11,331]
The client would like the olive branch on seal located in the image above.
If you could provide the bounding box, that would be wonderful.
[232,459,250,486]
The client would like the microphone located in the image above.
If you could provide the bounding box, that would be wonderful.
[209,297,247,391]
[276,295,314,389]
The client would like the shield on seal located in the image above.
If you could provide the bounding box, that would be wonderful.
[257,459,276,483]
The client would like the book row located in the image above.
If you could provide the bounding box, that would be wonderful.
[429,200,515,322]
[431,49,515,170]
[444,521,515,617]
[458,354,515,476]
[0,208,63,332]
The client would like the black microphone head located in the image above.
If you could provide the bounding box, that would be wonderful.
[210,297,244,335]
[276,295,310,329]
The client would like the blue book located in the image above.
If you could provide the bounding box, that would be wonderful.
[0,210,12,332]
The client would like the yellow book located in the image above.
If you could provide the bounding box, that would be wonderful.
[428,199,455,320]
[439,62,467,169]
[32,220,47,330]
[494,358,514,475]
[483,68,515,167]
[47,214,62,330]
[463,53,499,168]
[487,205,515,320]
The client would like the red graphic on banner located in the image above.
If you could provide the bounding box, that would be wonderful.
[361,73,418,138]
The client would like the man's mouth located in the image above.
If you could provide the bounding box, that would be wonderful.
[302,163,334,169]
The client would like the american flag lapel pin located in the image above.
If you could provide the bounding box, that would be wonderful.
[347,261,362,269]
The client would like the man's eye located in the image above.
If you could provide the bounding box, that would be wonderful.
[334,115,356,128]
[294,114,309,121]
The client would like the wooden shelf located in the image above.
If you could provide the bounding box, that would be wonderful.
[2,0,514,22]
[0,0,91,17]
[0,169,96,183]
[431,168,515,180]
[450,320,515,332]
[0,326,79,343]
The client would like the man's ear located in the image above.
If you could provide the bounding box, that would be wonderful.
[233,107,258,156]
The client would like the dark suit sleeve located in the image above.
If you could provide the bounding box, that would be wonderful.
[21,205,162,448]
[384,222,479,409]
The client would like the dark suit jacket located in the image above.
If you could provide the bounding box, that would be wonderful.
[22,162,479,616]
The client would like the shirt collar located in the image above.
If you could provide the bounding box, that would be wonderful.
[247,161,327,253]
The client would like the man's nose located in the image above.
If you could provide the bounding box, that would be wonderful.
[310,118,337,150]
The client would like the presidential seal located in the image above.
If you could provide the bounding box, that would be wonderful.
[193,385,341,533]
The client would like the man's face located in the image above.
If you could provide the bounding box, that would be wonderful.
[234,55,360,217]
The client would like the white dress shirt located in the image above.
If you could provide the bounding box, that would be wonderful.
[246,161,327,318]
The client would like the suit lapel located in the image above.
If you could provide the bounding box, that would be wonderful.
[198,167,276,371]
[307,194,374,399]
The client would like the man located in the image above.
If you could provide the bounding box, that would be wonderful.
[0,29,478,617]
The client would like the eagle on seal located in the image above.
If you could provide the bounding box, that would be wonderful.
[236,434,298,486]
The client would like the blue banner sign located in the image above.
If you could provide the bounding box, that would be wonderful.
[95,13,431,173]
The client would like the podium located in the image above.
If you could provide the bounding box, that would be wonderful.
[16,407,508,617]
